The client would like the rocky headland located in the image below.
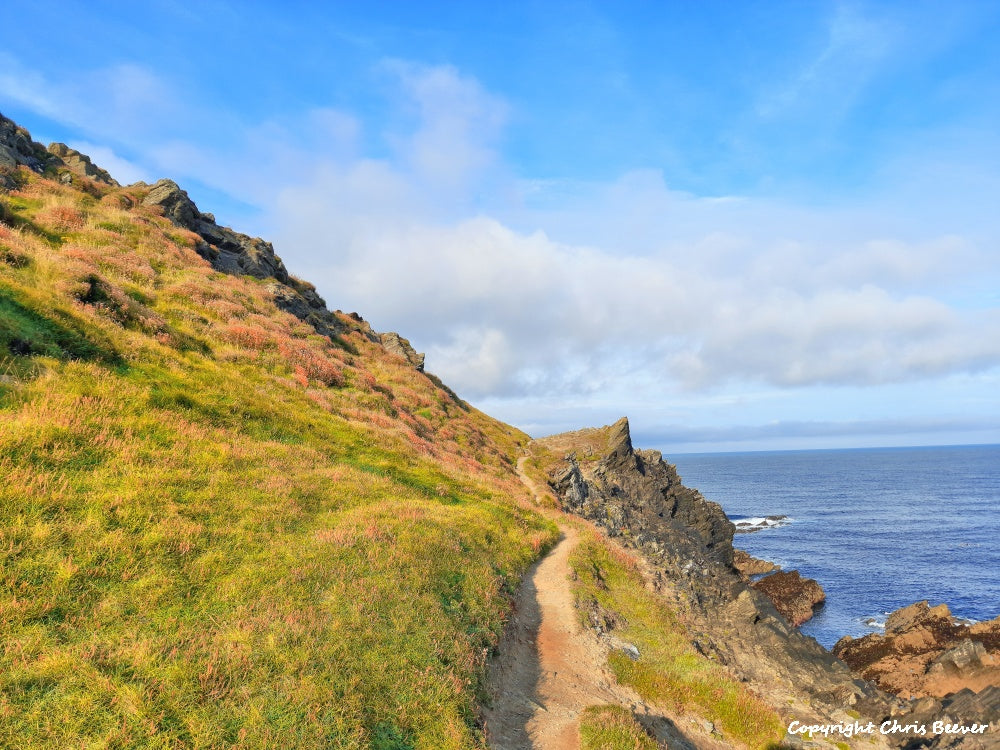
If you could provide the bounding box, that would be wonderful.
[535,418,999,747]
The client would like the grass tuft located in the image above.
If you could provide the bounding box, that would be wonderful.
[579,705,657,750]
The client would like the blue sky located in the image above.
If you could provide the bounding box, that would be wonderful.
[3,1,1000,452]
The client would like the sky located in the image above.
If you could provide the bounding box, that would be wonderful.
[2,0,999,453]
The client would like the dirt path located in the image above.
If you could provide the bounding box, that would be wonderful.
[483,457,903,750]
[482,523,623,749]
[480,458,617,748]
[482,459,697,750]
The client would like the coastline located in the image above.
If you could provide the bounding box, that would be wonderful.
[534,418,999,747]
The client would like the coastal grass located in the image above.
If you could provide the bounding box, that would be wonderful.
[1,168,559,748]
[578,705,656,750]
[569,534,784,750]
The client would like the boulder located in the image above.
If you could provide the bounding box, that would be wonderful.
[751,570,825,627]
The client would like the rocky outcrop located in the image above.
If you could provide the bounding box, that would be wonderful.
[1,114,119,189]
[379,332,425,371]
[752,569,826,626]
[141,180,291,283]
[138,179,392,347]
[47,143,119,186]
[834,601,1000,699]
[0,113,53,174]
[540,417,735,567]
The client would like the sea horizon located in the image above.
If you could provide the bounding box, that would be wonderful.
[667,440,1000,458]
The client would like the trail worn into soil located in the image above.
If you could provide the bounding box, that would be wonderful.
[482,524,620,749]
[481,459,707,750]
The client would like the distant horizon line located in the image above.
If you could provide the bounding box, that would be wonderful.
[664,441,1000,457]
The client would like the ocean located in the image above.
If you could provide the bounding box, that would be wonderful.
[670,444,1000,649]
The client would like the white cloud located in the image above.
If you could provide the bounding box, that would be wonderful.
[273,159,1000,397]
[0,55,180,140]
[381,60,508,194]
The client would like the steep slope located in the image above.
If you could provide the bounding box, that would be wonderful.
[1,113,559,749]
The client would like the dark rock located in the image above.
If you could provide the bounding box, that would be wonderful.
[752,570,825,627]
[541,417,735,568]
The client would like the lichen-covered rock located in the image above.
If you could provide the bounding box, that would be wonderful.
[0,112,53,172]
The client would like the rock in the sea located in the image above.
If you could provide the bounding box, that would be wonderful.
[834,600,1000,699]
[751,570,825,627]
[732,548,778,578]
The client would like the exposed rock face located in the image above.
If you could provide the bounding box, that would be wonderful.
[752,569,826,626]
[541,417,735,567]
[47,143,119,186]
[834,601,1000,699]
[1,114,119,189]
[379,332,425,371]
[141,180,291,283]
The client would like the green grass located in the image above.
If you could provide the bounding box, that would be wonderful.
[579,705,656,750]
[569,535,784,750]
[1,169,560,748]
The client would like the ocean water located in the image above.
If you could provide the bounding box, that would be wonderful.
[670,445,1000,649]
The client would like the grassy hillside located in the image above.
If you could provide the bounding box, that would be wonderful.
[0,164,558,748]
